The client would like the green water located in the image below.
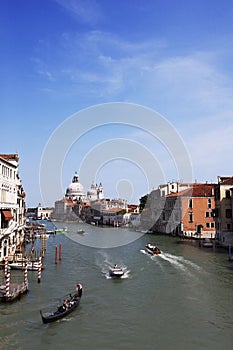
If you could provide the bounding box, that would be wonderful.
[0,223,232,350]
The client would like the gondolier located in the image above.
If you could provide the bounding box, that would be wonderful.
[76,283,83,297]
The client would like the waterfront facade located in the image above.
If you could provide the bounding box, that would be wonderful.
[165,184,216,238]
[214,176,233,246]
[0,154,26,262]
[51,198,78,221]
[141,181,216,239]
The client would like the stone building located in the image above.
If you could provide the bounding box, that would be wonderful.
[0,154,26,261]
[214,176,233,246]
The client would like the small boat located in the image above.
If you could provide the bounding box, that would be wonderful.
[109,264,124,278]
[40,283,83,324]
[145,243,161,255]
[77,229,85,234]
[201,238,213,248]
[8,261,44,271]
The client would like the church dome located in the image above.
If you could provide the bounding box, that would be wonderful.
[66,173,85,199]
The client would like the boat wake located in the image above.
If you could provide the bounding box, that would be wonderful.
[95,252,130,279]
[104,266,130,280]
[141,249,203,278]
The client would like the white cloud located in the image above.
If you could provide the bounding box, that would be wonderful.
[55,0,102,24]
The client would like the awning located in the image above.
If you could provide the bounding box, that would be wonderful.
[2,210,13,220]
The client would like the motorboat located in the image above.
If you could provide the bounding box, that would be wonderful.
[109,265,124,278]
[145,243,161,255]
[8,261,44,271]
[201,238,213,248]
[77,229,85,234]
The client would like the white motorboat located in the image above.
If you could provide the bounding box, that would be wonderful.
[145,243,161,255]
[77,229,85,234]
[109,265,124,278]
[8,261,44,271]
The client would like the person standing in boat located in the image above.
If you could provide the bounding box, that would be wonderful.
[76,283,83,297]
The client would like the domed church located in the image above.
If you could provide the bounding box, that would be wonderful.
[65,172,86,201]
[87,182,104,202]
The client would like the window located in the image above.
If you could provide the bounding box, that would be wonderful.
[206,211,210,217]
[208,198,211,209]
[226,209,232,218]
[206,222,210,228]
[226,190,230,199]
[211,222,215,228]
[189,212,193,222]
[227,223,231,230]
[189,199,193,208]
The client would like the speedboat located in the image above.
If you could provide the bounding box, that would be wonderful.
[109,265,124,278]
[77,229,85,234]
[145,243,161,255]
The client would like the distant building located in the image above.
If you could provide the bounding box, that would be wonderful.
[51,198,78,221]
[65,172,86,201]
[36,203,54,220]
[214,176,233,246]
[87,182,104,202]
[141,181,216,239]
[0,154,26,262]
[163,183,216,238]
[140,181,193,231]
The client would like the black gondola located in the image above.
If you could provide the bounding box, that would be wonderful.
[40,284,82,324]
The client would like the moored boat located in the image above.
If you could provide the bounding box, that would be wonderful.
[8,261,44,271]
[109,264,124,278]
[40,283,83,323]
[145,243,161,255]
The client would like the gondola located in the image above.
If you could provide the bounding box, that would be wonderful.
[40,284,82,324]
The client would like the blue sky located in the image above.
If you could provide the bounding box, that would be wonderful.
[1,0,233,207]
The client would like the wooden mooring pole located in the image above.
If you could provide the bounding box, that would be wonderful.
[55,246,58,264]
[59,243,62,261]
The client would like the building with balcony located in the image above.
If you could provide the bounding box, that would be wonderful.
[0,154,26,262]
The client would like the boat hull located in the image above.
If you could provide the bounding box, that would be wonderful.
[8,262,44,271]
[109,268,124,278]
[40,292,81,323]
[145,245,161,255]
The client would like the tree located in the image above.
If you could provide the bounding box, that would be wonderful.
[139,194,148,212]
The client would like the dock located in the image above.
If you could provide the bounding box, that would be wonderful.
[0,283,28,302]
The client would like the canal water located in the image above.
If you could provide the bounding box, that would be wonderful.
[0,222,233,350]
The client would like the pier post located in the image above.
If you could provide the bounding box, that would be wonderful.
[24,264,28,288]
[4,256,8,278]
[37,257,42,283]
[228,244,232,261]
[59,243,62,261]
[5,272,10,297]
[55,246,58,264]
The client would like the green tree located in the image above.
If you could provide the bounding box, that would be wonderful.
[139,194,148,211]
